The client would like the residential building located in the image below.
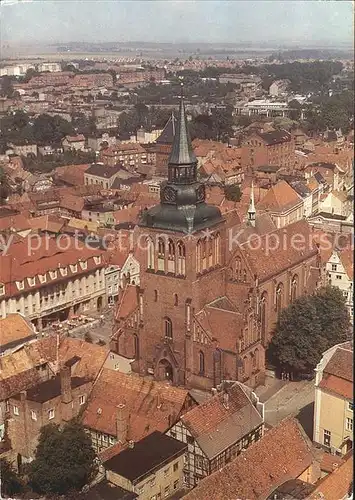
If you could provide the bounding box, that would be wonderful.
[1,336,109,464]
[307,211,353,234]
[82,368,196,454]
[166,382,264,488]
[11,143,38,157]
[113,91,320,391]
[84,164,123,189]
[100,143,148,172]
[319,190,352,217]
[256,180,304,228]
[184,417,315,500]
[0,235,106,330]
[304,162,345,191]
[308,452,353,500]
[0,314,37,356]
[105,265,121,306]
[37,62,62,73]
[62,134,86,152]
[241,130,294,171]
[325,247,353,321]
[289,180,315,218]
[103,431,187,500]
[313,341,353,456]
[269,79,290,97]
[87,133,117,152]
[8,363,93,463]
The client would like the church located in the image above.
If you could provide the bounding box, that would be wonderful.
[112,89,321,390]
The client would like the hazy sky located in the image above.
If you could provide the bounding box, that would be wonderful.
[1,0,353,46]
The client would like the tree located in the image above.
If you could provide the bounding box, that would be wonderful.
[311,285,350,345]
[29,420,97,496]
[0,458,24,496]
[0,166,11,204]
[268,286,351,375]
[224,184,242,202]
[0,75,14,97]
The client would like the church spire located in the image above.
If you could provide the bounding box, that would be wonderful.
[248,180,256,227]
[168,84,197,184]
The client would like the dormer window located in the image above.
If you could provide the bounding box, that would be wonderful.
[49,270,57,280]
[0,283,5,296]
[70,264,78,273]
[93,256,101,265]
[79,260,87,270]
[27,277,35,287]
[16,281,24,290]
[60,267,67,276]
[38,274,47,284]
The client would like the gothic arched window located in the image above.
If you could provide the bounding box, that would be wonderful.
[291,275,298,303]
[177,241,186,276]
[196,240,202,274]
[260,292,267,338]
[167,239,175,273]
[201,239,207,270]
[164,317,173,339]
[215,233,221,265]
[235,257,242,281]
[147,237,154,269]
[276,283,283,317]
[208,236,213,268]
[174,293,178,306]
[157,238,165,272]
[199,351,205,375]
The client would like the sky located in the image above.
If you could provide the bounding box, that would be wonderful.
[1,0,354,46]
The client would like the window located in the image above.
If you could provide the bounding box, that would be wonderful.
[336,275,342,280]
[199,351,205,375]
[154,289,158,302]
[157,238,165,272]
[323,429,331,447]
[0,283,4,296]
[174,480,179,490]
[331,264,337,271]
[70,264,78,273]
[79,395,86,405]
[80,260,88,270]
[174,293,178,306]
[167,239,175,273]
[31,410,37,421]
[164,468,170,477]
[13,406,19,416]
[186,435,194,445]
[170,431,176,439]
[38,274,46,283]
[49,270,57,280]
[349,402,354,411]
[109,436,115,444]
[27,277,35,286]
[16,281,24,290]
[173,462,178,472]
[276,283,283,317]
[346,418,353,431]
[59,267,67,277]
[164,317,173,339]
[48,409,55,420]
[137,485,144,495]
[94,256,101,265]
[164,486,170,498]
[150,478,156,488]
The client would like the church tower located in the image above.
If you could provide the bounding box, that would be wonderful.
[135,86,226,386]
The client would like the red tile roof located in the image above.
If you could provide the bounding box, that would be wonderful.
[239,219,318,283]
[257,180,301,212]
[184,417,313,500]
[82,369,191,440]
[0,314,35,349]
[116,285,138,320]
[309,453,353,500]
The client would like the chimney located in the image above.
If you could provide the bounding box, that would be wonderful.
[116,399,128,444]
[60,365,72,404]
